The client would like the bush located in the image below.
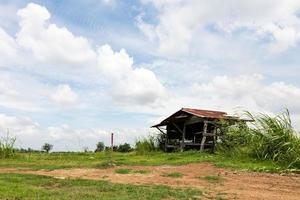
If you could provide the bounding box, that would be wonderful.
[135,135,158,154]
[217,121,252,155]
[117,143,132,152]
[246,110,300,168]
[95,142,105,152]
[0,131,16,158]
[42,143,53,153]
[219,110,300,168]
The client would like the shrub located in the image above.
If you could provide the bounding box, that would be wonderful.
[219,109,300,168]
[42,143,53,153]
[246,110,300,168]
[135,135,158,154]
[0,131,16,158]
[95,142,105,152]
[117,143,132,152]
[217,121,252,155]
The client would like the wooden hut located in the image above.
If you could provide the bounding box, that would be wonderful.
[152,108,244,152]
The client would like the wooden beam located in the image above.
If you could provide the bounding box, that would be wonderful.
[172,122,184,134]
[156,127,167,152]
[200,121,208,151]
[212,127,217,153]
[181,123,186,152]
[156,127,166,135]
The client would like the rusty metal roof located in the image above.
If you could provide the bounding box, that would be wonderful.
[181,108,227,119]
[152,108,239,127]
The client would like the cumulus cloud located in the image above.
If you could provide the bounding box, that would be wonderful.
[51,84,78,106]
[0,113,149,151]
[0,3,165,106]
[187,74,300,118]
[0,72,50,111]
[97,45,166,104]
[0,27,18,66]
[139,0,300,56]
[16,3,96,66]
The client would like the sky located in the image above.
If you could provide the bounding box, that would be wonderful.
[1,0,300,151]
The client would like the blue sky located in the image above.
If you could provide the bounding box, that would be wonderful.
[1,0,300,151]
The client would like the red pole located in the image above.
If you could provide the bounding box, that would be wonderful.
[111,133,114,150]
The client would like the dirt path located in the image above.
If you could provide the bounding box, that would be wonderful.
[1,163,300,199]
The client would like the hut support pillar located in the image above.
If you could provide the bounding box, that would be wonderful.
[172,122,185,152]
[200,121,208,151]
[180,124,186,152]
[156,127,167,152]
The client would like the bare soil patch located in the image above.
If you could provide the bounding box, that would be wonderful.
[1,163,300,200]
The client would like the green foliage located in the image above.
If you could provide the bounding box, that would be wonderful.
[135,135,158,154]
[117,143,132,152]
[162,172,184,178]
[0,131,16,158]
[201,175,223,183]
[115,168,132,174]
[0,173,202,200]
[246,110,300,168]
[133,170,150,174]
[114,168,150,174]
[95,142,105,152]
[219,109,300,169]
[42,143,53,153]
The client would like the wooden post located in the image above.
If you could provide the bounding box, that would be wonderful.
[181,123,186,152]
[156,127,167,152]
[212,126,217,153]
[111,133,114,150]
[200,121,208,151]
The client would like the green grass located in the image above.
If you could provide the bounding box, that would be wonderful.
[0,173,202,200]
[162,172,184,178]
[0,151,286,172]
[201,175,223,183]
[115,168,132,174]
[115,168,150,174]
[133,170,150,174]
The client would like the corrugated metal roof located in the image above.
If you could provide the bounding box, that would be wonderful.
[152,108,239,127]
[182,108,227,119]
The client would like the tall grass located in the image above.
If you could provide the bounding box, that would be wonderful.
[219,110,300,168]
[0,130,16,158]
[246,110,300,168]
[135,135,158,154]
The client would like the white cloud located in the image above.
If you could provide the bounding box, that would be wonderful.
[0,3,165,107]
[0,72,50,111]
[185,74,300,113]
[16,3,96,66]
[0,27,18,66]
[51,84,78,106]
[139,0,300,56]
[0,113,149,151]
[97,45,166,104]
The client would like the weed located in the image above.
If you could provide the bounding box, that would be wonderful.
[115,168,132,174]
[162,172,184,178]
[201,175,223,183]
[133,170,150,174]
[0,130,16,158]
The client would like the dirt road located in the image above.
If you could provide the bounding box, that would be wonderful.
[1,163,300,199]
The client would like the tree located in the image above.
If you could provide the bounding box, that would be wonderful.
[117,143,132,152]
[42,143,53,153]
[95,142,104,152]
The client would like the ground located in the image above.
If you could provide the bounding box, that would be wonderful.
[0,152,299,199]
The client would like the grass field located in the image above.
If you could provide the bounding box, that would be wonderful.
[0,151,284,172]
[0,173,201,200]
[0,151,299,199]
